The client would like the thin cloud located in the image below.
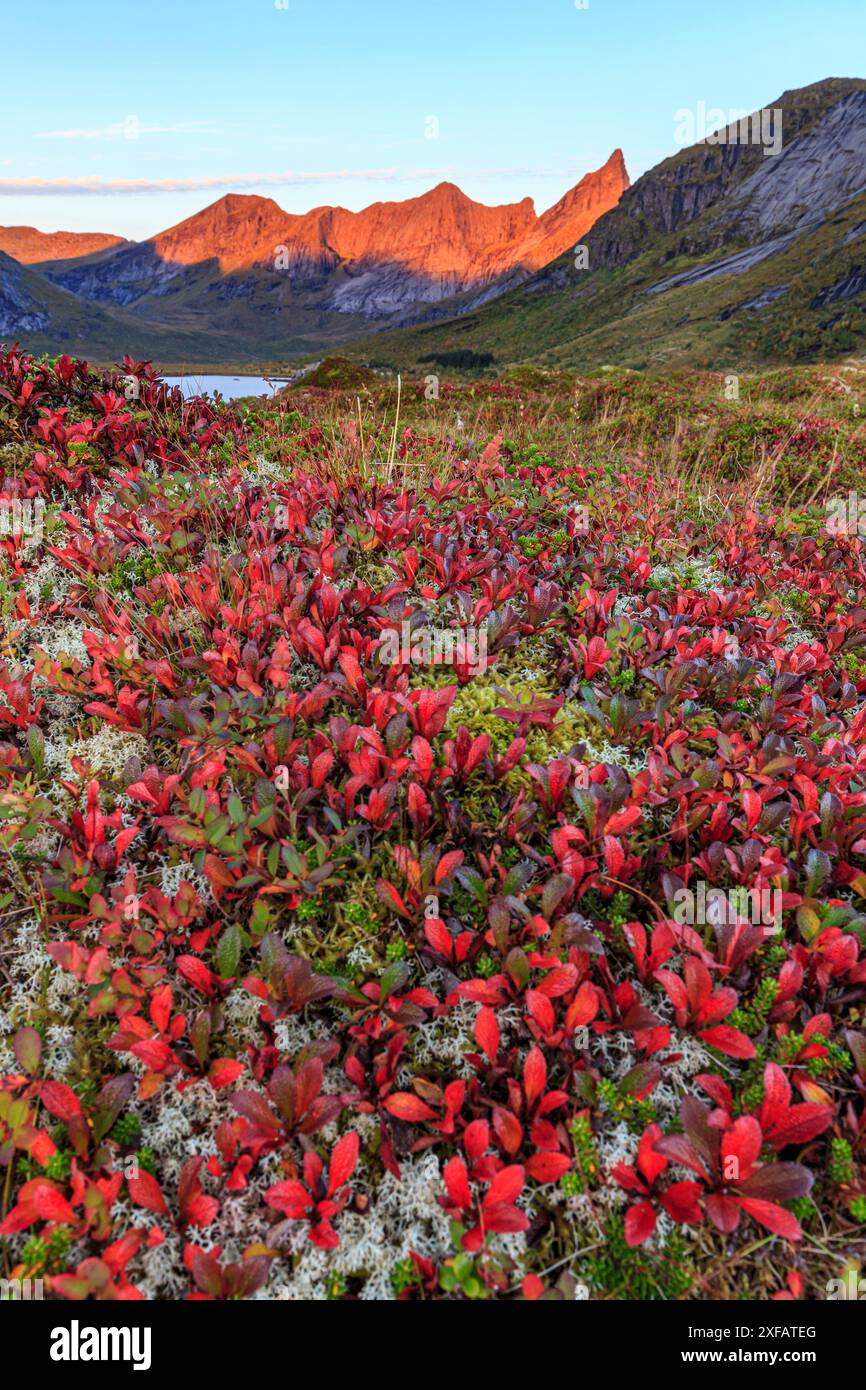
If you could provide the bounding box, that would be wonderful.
[0,169,441,196]
[0,163,598,197]
[35,121,220,140]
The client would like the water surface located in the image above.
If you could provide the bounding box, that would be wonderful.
[162,374,285,400]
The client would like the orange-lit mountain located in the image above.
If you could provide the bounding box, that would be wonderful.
[0,226,126,264]
[39,152,627,308]
[130,149,627,285]
[3,152,628,358]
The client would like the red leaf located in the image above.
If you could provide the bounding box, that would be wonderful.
[743,789,762,831]
[464,1119,490,1161]
[485,1165,524,1208]
[565,981,599,1031]
[376,879,412,921]
[526,1151,571,1182]
[129,1039,173,1072]
[128,1170,169,1215]
[203,854,236,895]
[327,1131,359,1195]
[732,1197,802,1240]
[424,916,453,960]
[768,1105,834,1148]
[523,1046,547,1109]
[40,1081,82,1121]
[434,851,464,886]
[474,1006,500,1064]
[264,1180,311,1218]
[483,1202,529,1234]
[636,1123,667,1186]
[149,985,172,1036]
[603,835,625,878]
[526,989,555,1036]
[605,805,642,835]
[208,1059,244,1090]
[177,954,216,997]
[624,1200,656,1247]
[661,1181,703,1224]
[536,965,577,999]
[699,1025,756,1059]
[655,969,688,1016]
[34,1184,77,1224]
[492,1106,524,1156]
[444,1156,471,1210]
[706,1192,742,1233]
[383,1093,437,1122]
[184,1193,219,1228]
[721,1116,762,1180]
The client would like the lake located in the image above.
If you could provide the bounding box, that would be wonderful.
[162,375,287,401]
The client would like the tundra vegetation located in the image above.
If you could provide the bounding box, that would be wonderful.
[0,347,865,1301]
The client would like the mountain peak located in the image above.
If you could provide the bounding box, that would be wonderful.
[210,192,282,215]
[426,180,467,199]
[501,151,631,271]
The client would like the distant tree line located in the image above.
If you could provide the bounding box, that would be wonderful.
[418,350,495,370]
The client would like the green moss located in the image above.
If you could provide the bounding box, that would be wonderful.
[848,1195,866,1223]
[20,1225,75,1278]
[445,671,552,754]
[582,1212,696,1299]
[727,976,779,1037]
[566,1114,601,1191]
[390,1258,421,1295]
[829,1138,856,1186]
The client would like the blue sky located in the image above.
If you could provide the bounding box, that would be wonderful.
[1,0,863,240]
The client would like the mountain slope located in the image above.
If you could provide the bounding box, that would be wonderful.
[345,78,866,373]
[0,250,247,361]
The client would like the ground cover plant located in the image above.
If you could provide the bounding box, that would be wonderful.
[1,345,865,1301]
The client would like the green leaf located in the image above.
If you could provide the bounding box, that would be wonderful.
[217,925,242,979]
[620,1061,661,1098]
[26,724,45,776]
[542,873,573,920]
[455,866,488,904]
[14,1026,42,1076]
[379,959,411,1001]
[505,947,530,989]
[250,900,271,937]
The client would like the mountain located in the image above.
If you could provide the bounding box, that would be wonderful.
[0,154,628,361]
[0,250,236,360]
[347,79,866,373]
[0,227,126,265]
